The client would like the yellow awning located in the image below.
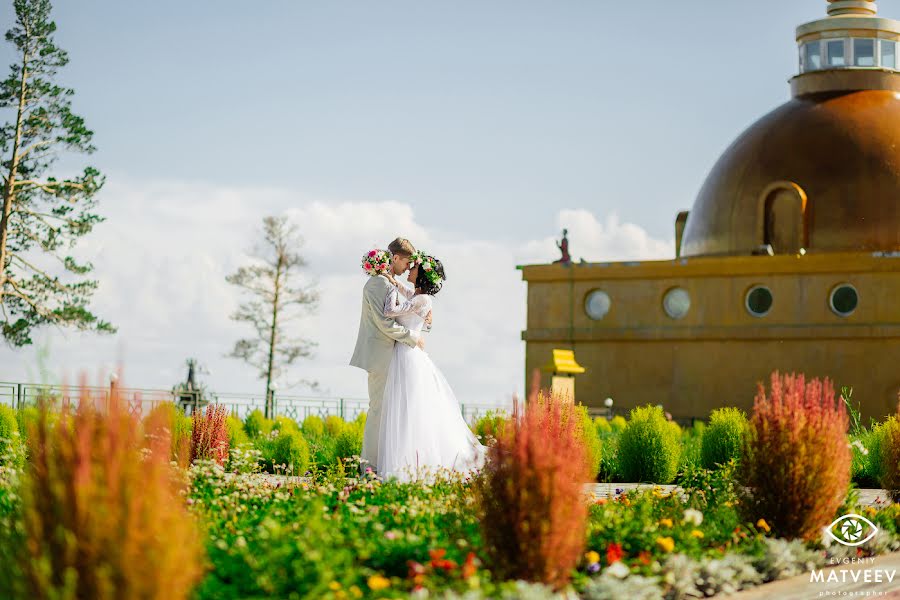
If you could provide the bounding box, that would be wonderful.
[541,348,585,374]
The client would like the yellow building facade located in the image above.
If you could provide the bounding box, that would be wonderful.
[521,0,900,422]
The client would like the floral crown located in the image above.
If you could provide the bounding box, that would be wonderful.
[361,248,392,277]
[409,250,444,286]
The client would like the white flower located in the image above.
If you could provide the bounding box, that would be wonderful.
[683,508,704,526]
[606,561,631,579]
[851,439,869,455]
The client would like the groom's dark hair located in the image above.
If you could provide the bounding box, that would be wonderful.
[388,237,415,257]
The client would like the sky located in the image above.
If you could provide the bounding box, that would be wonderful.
[0,0,834,406]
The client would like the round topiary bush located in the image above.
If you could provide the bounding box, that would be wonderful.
[333,420,364,462]
[609,415,627,433]
[243,410,273,440]
[273,415,300,434]
[227,415,249,448]
[301,415,326,439]
[264,429,310,475]
[617,405,682,484]
[700,407,748,469]
[324,415,345,436]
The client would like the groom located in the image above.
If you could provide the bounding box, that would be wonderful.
[351,237,426,473]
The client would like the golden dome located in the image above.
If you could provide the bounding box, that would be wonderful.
[680,1,900,258]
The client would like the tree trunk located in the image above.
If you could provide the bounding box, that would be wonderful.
[0,50,29,301]
[265,255,284,419]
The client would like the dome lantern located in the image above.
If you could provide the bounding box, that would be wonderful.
[793,0,900,95]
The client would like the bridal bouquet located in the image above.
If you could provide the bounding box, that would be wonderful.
[361,249,392,276]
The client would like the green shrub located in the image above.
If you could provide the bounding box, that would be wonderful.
[701,408,748,469]
[243,410,273,439]
[324,415,345,436]
[227,415,249,449]
[617,405,682,484]
[0,405,23,468]
[301,414,326,439]
[853,423,886,488]
[473,410,508,444]
[678,426,703,475]
[879,416,900,500]
[264,429,310,475]
[273,415,300,434]
[333,420,364,462]
[594,416,612,435]
[574,405,602,479]
[609,415,627,432]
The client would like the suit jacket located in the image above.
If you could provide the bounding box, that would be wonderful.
[350,275,419,373]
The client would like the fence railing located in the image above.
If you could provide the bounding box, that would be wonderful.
[0,382,509,425]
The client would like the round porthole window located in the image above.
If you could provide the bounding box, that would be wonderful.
[830,284,858,317]
[663,287,691,319]
[745,285,773,317]
[585,290,611,320]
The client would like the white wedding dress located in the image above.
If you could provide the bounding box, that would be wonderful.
[376,287,486,482]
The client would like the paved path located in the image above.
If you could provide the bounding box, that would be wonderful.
[587,483,894,507]
[727,550,900,598]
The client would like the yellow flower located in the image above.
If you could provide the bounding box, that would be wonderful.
[656,536,675,553]
[328,582,342,591]
[367,575,391,591]
[349,586,363,598]
[864,506,877,518]
[724,501,733,507]
[756,519,771,533]
[585,550,601,564]
[691,529,704,539]
[658,518,673,527]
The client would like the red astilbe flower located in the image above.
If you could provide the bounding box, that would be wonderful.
[739,371,851,541]
[474,373,592,589]
[190,404,229,464]
[15,379,204,600]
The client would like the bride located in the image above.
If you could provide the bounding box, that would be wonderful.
[376,252,486,481]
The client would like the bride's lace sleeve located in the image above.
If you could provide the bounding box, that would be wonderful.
[383,289,434,321]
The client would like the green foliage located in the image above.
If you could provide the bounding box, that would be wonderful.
[0,0,112,347]
[273,415,300,434]
[259,428,310,475]
[242,409,272,440]
[0,405,23,468]
[473,410,508,444]
[618,405,682,484]
[594,416,612,435]
[574,404,602,479]
[852,423,886,488]
[301,414,325,439]
[879,416,900,500]
[324,415,345,436]
[226,415,248,449]
[700,408,748,469]
[333,419,364,463]
[609,415,627,432]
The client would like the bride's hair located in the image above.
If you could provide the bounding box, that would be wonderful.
[415,256,446,296]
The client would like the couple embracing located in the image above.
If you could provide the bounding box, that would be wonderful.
[350,237,486,481]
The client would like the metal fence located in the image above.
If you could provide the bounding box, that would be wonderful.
[0,381,508,425]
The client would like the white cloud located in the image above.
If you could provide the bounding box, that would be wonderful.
[0,178,672,411]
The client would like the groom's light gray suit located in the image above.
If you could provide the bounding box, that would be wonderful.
[350,274,420,470]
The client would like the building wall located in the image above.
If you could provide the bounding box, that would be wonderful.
[522,253,900,421]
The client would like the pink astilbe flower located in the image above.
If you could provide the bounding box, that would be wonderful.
[190,404,229,465]
[474,372,591,589]
[739,371,851,541]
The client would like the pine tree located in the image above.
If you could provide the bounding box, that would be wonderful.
[0,0,113,346]
[226,216,318,417]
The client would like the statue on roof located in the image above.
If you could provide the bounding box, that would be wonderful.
[554,229,571,264]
